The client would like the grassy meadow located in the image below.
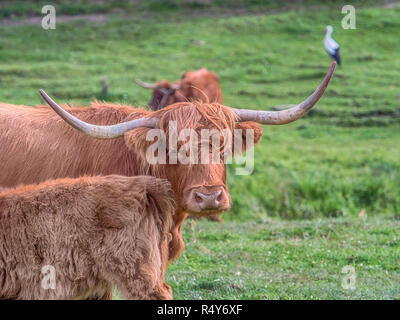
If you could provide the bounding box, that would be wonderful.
[0,1,399,299]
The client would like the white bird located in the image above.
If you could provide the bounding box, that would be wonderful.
[324,25,341,65]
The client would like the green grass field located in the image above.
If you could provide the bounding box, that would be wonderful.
[0,1,399,299]
[166,217,400,299]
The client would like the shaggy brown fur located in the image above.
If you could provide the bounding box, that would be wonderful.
[0,100,263,297]
[147,68,223,110]
[0,175,175,300]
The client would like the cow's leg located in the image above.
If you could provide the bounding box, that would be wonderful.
[147,282,173,300]
[109,273,172,300]
[98,239,173,300]
[99,288,113,300]
[169,213,188,260]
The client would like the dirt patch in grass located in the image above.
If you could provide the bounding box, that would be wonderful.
[1,0,399,26]
[0,13,109,26]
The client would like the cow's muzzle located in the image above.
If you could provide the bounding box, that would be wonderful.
[184,186,231,215]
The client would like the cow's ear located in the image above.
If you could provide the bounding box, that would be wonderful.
[233,121,263,153]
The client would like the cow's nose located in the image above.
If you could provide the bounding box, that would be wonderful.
[194,190,223,210]
[185,187,230,214]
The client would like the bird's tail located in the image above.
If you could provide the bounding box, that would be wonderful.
[334,49,341,66]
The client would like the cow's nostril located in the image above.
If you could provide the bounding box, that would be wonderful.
[195,193,203,203]
[217,192,223,202]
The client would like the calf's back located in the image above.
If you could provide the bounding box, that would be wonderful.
[0,175,175,300]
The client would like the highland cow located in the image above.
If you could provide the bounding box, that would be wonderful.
[136,68,223,111]
[0,175,175,300]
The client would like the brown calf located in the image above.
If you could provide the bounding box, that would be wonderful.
[0,175,175,300]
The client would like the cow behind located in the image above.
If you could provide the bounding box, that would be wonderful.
[136,68,223,110]
[0,175,175,300]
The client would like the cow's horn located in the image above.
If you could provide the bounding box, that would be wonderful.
[39,90,158,139]
[231,62,336,124]
[135,79,157,89]
[171,83,181,90]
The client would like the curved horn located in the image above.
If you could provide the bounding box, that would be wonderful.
[39,90,158,139]
[135,79,157,89]
[171,83,181,90]
[231,62,336,124]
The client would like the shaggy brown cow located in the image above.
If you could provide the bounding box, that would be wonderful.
[0,62,335,298]
[136,67,223,110]
[0,175,175,300]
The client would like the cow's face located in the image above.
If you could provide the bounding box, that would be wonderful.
[124,102,263,217]
[160,162,231,216]
[148,81,186,111]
